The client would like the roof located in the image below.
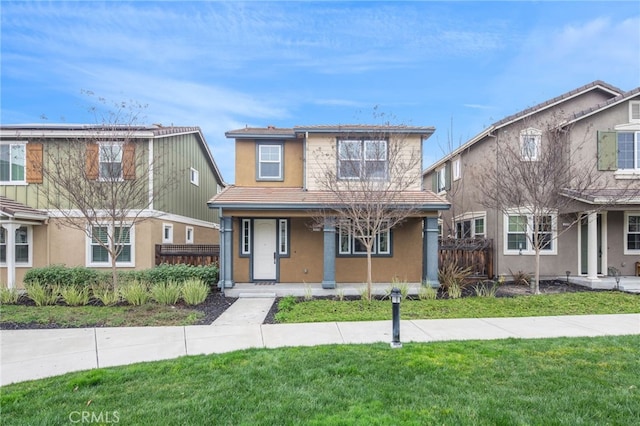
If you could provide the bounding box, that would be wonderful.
[560,188,640,205]
[208,186,450,211]
[0,124,226,186]
[423,80,625,174]
[0,196,49,221]
[225,124,435,139]
[562,86,640,126]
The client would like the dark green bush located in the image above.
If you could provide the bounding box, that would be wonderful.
[24,265,100,287]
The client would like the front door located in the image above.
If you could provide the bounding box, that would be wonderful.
[253,219,277,281]
[580,215,602,275]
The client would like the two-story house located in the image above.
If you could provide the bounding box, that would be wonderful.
[209,125,449,289]
[424,80,640,284]
[1,124,225,288]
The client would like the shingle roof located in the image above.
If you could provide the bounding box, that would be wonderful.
[563,87,640,124]
[0,196,48,220]
[225,125,436,139]
[208,186,449,210]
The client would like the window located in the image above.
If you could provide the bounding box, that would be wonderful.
[338,220,391,256]
[617,132,640,170]
[99,142,123,180]
[257,144,283,180]
[452,157,461,181]
[278,219,289,256]
[625,213,640,254]
[241,219,251,255]
[520,128,541,161]
[0,225,31,264]
[88,225,134,266]
[504,212,556,255]
[338,139,388,180]
[436,166,446,193]
[454,215,485,238]
[162,223,173,243]
[190,168,199,186]
[186,226,194,244]
[0,143,26,184]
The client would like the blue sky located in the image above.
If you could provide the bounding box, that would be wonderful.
[2,1,639,183]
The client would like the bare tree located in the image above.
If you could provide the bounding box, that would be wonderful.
[32,95,179,288]
[476,111,635,294]
[310,119,426,300]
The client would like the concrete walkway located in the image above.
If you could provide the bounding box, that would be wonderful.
[2,313,639,386]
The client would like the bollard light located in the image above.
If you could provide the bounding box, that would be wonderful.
[565,271,571,284]
[390,287,402,348]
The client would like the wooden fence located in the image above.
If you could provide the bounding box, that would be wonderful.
[439,238,494,279]
[155,244,220,267]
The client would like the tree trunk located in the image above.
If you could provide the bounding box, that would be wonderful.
[366,247,373,301]
[534,248,541,295]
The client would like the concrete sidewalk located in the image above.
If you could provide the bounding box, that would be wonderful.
[2,313,639,386]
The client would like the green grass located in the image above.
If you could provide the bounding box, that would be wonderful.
[275,291,640,323]
[0,304,204,327]
[2,336,639,425]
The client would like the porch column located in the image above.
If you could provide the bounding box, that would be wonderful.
[587,211,599,281]
[1,223,19,289]
[423,217,440,287]
[219,216,234,289]
[322,217,336,289]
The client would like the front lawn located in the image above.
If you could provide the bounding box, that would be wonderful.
[2,336,639,425]
[275,291,640,323]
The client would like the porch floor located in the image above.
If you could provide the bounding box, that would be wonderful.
[223,277,640,298]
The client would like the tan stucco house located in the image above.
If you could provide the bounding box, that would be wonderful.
[0,124,225,288]
[209,125,449,289]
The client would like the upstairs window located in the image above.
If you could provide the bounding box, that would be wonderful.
[0,143,26,184]
[520,128,541,161]
[630,101,640,123]
[617,132,640,170]
[338,139,388,180]
[452,157,461,181]
[99,142,124,180]
[190,168,199,186]
[436,166,446,193]
[257,143,283,180]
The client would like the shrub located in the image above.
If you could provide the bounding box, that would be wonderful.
[91,283,120,306]
[151,281,181,305]
[277,295,297,313]
[438,261,473,296]
[119,280,149,306]
[60,285,90,306]
[144,264,219,288]
[24,265,99,287]
[510,269,531,286]
[418,282,438,300]
[0,287,21,304]
[473,280,500,298]
[25,282,60,306]
[181,279,209,306]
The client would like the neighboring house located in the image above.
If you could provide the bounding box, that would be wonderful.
[0,124,225,288]
[423,80,640,281]
[208,125,449,288]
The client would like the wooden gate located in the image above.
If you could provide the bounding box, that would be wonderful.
[438,238,494,279]
[155,244,220,266]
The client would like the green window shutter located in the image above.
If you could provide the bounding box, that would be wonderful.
[597,130,617,171]
[445,162,451,191]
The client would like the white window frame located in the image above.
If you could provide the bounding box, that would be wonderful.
[630,101,640,123]
[452,157,461,181]
[0,142,27,185]
[185,226,194,244]
[338,139,388,180]
[257,144,283,180]
[520,128,541,162]
[98,141,124,181]
[241,219,251,255]
[454,212,486,239]
[0,225,33,266]
[162,223,173,243]
[616,131,640,171]
[436,166,446,193]
[86,224,135,267]
[278,219,288,256]
[190,168,200,186]
[624,212,640,255]
[503,209,557,255]
[337,220,391,256]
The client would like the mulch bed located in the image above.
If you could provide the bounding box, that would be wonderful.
[0,281,599,330]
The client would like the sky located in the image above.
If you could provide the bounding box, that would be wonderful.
[2,1,639,183]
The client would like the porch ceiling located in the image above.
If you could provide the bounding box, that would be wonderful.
[208,186,450,211]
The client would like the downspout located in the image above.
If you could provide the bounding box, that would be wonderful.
[148,138,154,210]
[488,130,499,277]
[303,132,308,190]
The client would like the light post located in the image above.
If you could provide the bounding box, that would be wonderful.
[390,287,402,348]
[565,271,571,284]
